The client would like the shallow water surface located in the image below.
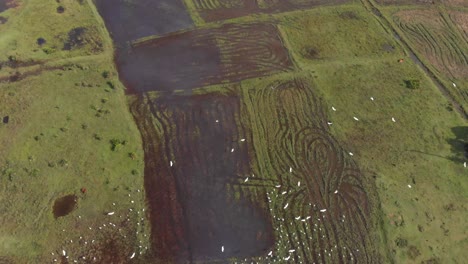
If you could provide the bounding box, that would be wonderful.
[53,194,77,219]
[94,0,194,46]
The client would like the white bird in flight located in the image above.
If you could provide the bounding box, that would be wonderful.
[221,246,224,252]
[284,203,289,209]
[320,209,327,213]
[392,117,396,122]
[353,116,359,121]
[170,161,173,167]
[370,97,374,101]
[130,252,135,259]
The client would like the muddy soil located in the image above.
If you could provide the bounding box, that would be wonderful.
[53,195,77,219]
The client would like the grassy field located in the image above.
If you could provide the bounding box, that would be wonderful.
[0,0,466,263]
[0,1,148,263]
[277,5,402,67]
[0,0,112,62]
[311,59,467,263]
[386,7,468,111]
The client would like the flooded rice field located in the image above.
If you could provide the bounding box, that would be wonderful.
[118,23,294,93]
[131,92,274,262]
[94,0,380,262]
[93,0,194,46]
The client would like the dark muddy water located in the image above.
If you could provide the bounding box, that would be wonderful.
[93,0,194,46]
[118,23,293,93]
[136,94,274,262]
[53,194,77,218]
[117,30,222,92]
[0,1,8,13]
[94,1,276,262]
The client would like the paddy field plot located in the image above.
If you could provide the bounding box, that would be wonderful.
[118,23,294,93]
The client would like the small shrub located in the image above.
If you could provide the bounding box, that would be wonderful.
[37,38,46,46]
[395,237,408,248]
[42,47,56,54]
[106,81,115,89]
[102,71,110,78]
[60,127,68,132]
[57,6,65,13]
[407,245,421,260]
[81,124,87,130]
[131,169,138,175]
[93,134,102,140]
[58,159,68,167]
[128,152,136,160]
[110,138,126,151]
[101,98,108,103]
[404,79,420,89]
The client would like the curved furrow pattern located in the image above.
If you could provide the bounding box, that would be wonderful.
[123,23,293,93]
[242,78,379,263]
[191,0,350,22]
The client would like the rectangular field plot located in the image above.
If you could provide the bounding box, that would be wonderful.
[239,77,380,263]
[130,92,274,263]
[94,0,194,46]
[375,0,468,7]
[393,10,468,108]
[279,7,401,65]
[118,23,294,93]
[190,0,351,22]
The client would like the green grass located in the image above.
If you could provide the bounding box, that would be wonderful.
[373,4,468,116]
[277,5,403,68]
[0,58,148,262]
[0,0,467,263]
[0,0,111,63]
[0,1,148,262]
[311,58,467,263]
